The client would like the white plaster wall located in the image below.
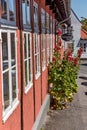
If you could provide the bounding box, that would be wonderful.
[71,10,81,56]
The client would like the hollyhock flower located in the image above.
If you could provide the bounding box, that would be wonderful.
[65,50,72,60]
[68,56,73,63]
[55,45,60,51]
[58,40,62,46]
[52,57,56,62]
[77,47,82,58]
[73,57,78,66]
[57,29,62,36]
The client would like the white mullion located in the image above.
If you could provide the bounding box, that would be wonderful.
[30,33,32,82]
[14,32,18,100]
[8,32,12,107]
[26,33,29,84]
[38,35,40,72]
[0,31,5,115]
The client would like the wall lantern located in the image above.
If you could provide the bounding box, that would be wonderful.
[61,26,73,41]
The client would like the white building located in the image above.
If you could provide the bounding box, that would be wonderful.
[71,9,82,56]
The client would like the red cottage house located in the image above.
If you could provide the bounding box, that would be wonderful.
[0,0,71,130]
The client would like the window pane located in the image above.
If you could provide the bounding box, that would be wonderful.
[28,59,31,81]
[35,34,37,53]
[34,7,36,24]
[2,32,8,70]
[22,0,26,24]
[28,34,30,57]
[35,55,38,74]
[34,5,38,27]
[9,0,15,21]
[3,71,10,110]
[24,34,27,59]
[1,0,7,19]
[24,61,28,86]
[27,0,30,24]
[10,33,16,66]
[11,67,17,101]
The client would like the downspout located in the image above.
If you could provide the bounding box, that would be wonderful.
[17,0,24,130]
[31,0,36,121]
[38,0,43,105]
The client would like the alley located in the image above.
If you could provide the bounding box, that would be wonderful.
[41,60,87,130]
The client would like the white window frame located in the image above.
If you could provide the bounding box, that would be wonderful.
[23,32,33,93]
[34,33,40,79]
[0,29,19,123]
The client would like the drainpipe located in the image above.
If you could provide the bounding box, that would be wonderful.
[17,0,24,130]
[38,0,43,105]
[30,0,36,121]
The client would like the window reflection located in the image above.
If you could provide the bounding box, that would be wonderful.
[28,34,30,57]
[28,59,31,81]
[3,71,10,110]
[11,67,16,101]
[9,0,15,21]
[24,61,28,86]
[22,0,30,25]
[2,32,8,70]
[11,33,16,66]
[24,34,27,59]
[1,0,15,21]
[27,0,30,24]
[1,0,7,19]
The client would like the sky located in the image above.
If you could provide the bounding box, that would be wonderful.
[71,0,87,20]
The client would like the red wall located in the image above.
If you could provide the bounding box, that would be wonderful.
[0,0,56,130]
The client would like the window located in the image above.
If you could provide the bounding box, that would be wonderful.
[41,9,45,29]
[1,30,18,121]
[46,13,49,31]
[41,33,46,70]
[24,32,32,92]
[80,43,86,53]
[0,0,16,22]
[49,17,53,62]
[34,2,38,29]
[53,19,55,49]
[41,9,46,70]
[22,0,31,26]
[34,33,40,78]
[47,34,50,64]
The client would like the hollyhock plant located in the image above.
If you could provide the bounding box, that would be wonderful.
[48,38,82,110]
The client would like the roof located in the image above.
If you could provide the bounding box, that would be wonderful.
[46,0,71,25]
[81,29,87,39]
